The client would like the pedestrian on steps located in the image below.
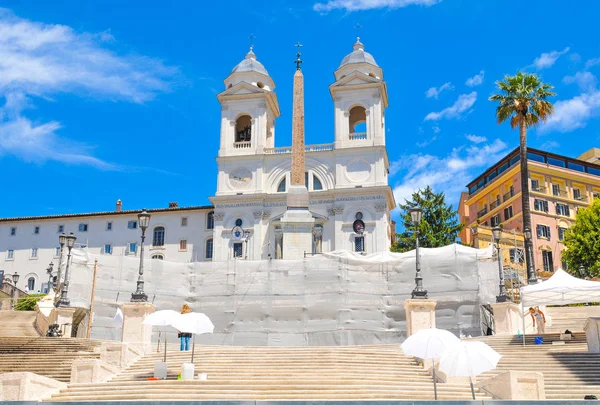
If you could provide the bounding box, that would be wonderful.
[529,306,546,334]
[178,304,192,351]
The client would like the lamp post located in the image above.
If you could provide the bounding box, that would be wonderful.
[410,206,428,299]
[46,263,54,293]
[55,233,67,292]
[57,232,77,308]
[524,227,537,284]
[11,272,20,311]
[492,226,509,303]
[131,209,151,302]
[244,230,250,260]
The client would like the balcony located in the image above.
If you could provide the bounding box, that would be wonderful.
[477,206,488,218]
[531,186,546,193]
[263,143,334,155]
[553,189,569,198]
[490,199,501,210]
[348,132,367,141]
[574,194,588,202]
[503,189,515,202]
[233,141,251,149]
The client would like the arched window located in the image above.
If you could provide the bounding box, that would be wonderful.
[205,238,213,260]
[349,106,367,136]
[153,226,165,247]
[235,115,252,143]
[313,175,323,191]
[207,211,214,230]
[27,277,35,291]
[151,254,164,260]
[277,178,286,193]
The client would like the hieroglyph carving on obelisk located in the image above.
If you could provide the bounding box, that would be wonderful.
[290,43,305,187]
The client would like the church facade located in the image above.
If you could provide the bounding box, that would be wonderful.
[0,39,395,291]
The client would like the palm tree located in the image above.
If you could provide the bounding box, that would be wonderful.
[490,72,555,284]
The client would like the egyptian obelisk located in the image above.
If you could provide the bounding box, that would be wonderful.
[281,43,314,259]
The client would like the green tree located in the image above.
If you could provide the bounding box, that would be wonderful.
[563,198,600,277]
[391,186,463,253]
[489,72,555,283]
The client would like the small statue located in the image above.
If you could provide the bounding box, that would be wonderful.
[46,324,63,337]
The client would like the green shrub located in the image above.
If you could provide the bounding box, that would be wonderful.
[15,294,45,311]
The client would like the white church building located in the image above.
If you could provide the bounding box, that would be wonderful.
[0,39,396,292]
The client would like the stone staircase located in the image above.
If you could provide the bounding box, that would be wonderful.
[0,337,102,382]
[474,333,600,400]
[49,345,491,401]
[545,306,600,333]
[0,310,40,337]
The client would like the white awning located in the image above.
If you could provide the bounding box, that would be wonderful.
[522,269,600,307]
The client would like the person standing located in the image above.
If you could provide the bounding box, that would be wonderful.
[529,306,546,334]
[178,304,192,351]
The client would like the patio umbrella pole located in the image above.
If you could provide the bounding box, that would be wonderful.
[191,334,196,363]
[432,364,438,400]
[164,325,167,363]
[469,377,475,400]
[520,286,526,347]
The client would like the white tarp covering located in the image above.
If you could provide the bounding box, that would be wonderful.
[522,269,600,307]
[66,243,499,345]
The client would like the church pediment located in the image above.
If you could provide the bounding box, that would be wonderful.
[331,71,380,87]
[218,81,269,98]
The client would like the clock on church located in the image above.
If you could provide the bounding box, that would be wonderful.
[229,167,252,190]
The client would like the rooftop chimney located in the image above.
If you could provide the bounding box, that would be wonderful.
[116,199,122,212]
[168,201,179,208]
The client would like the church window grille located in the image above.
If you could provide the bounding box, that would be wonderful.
[233,242,243,258]
[205,239,213,260]
[207,212,214,229]
[153,226,165,247]
[354,236,365,253]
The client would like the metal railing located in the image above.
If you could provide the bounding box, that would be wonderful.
[263,143,334,155]
[477,206,488,218]
[348,132,367,141]
[233,141,252,149]
[531,186,546,193]
[574,194,588,202]
[503,189,515,202]
[490,199,501,210]
[552,188,568,197]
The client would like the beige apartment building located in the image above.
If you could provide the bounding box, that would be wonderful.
[459,147,600,275]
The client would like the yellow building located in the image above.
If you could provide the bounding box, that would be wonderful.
[459,147,600,275]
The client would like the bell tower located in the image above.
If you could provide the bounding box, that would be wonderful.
[217,47,280,157]
[329,38,388,149]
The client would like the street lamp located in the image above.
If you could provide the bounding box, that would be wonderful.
[46,263,54,293]
[57,232,77,308]
[11,272,20,311]
[523,227,537,284]
[492,226,509,303]
[131,209,151,302]
[55,233,67,292]
[409,206,427,299]
[244,230,251,260]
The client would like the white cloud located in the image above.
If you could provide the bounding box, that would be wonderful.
[539,140,560,151]
[313,0,441,12]
[416,136,437,148]
[585,57,600,70]
[541,90,600,133]
[465,134,486,144]
[424,92,477,121]
[563,71,597,92]
[465,70,484,87]
[0,9,178,168]
[425,82,453,99]
[531,47,570,70]
[390,139,508,208]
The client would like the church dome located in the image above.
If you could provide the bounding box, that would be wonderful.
[231,47,270,76]
[339,38,379,68]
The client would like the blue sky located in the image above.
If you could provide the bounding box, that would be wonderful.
[2,0,600,220]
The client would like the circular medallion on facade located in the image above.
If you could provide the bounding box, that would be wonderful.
[345,159,371,183]
[228,167,252,190]
[353,219,365,235]
[355,212,363,220]
[235,218,243,227]
[232,225,244,241]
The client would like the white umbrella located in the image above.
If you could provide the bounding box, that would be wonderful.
[171,312,214,362]
[439,341,502,400]
[143,310,181,362]
[401,328,460,400]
